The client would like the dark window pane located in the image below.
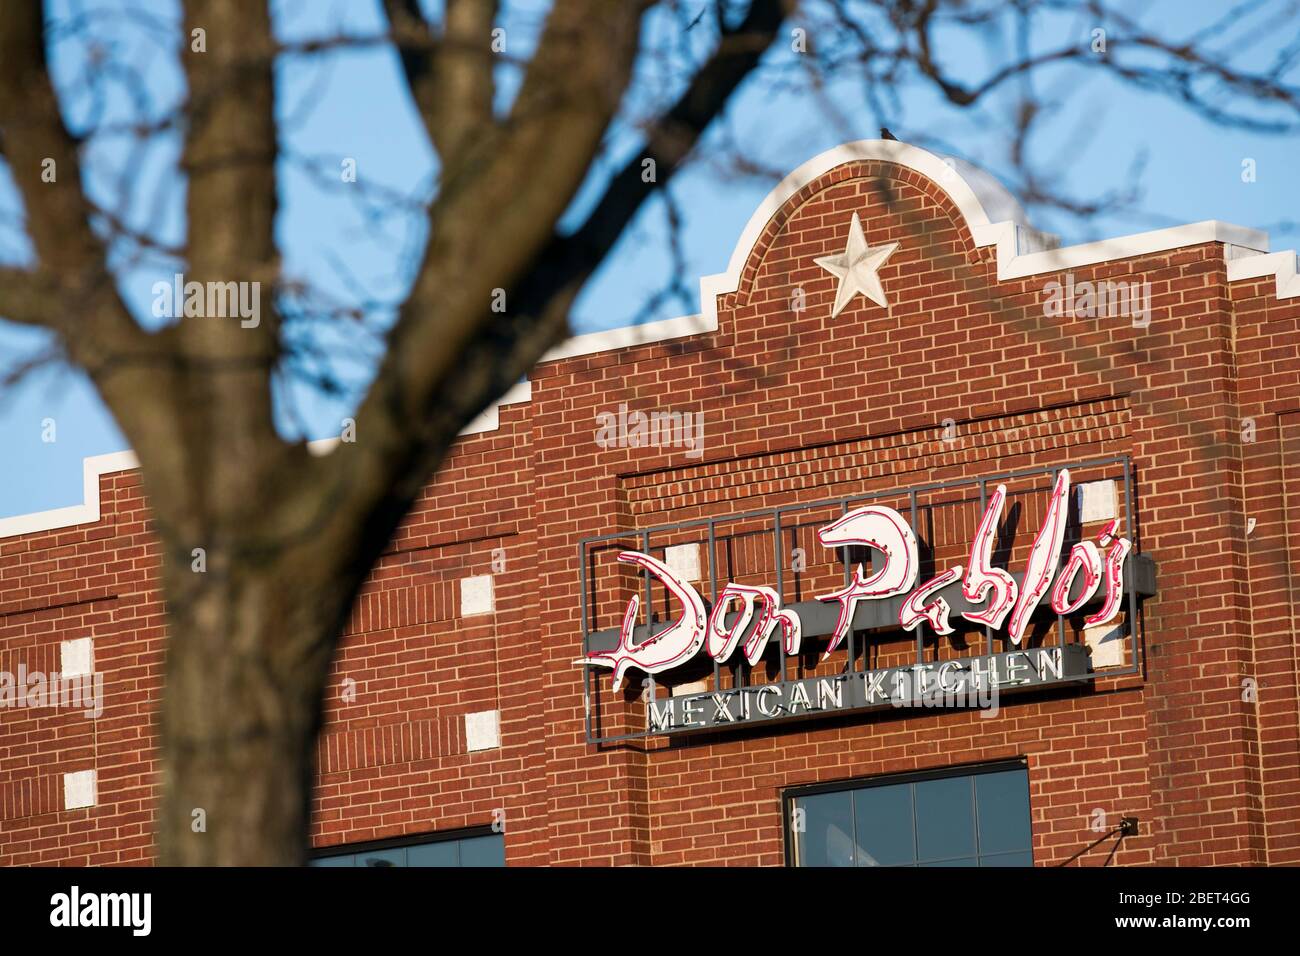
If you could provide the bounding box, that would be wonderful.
[407,841,459,866]
[358,847,406,867]
[979,850,1033,867]
[920,857,977,867]
[311,831,505,867]
[789,766,1033,869]
[914,776,976,863]
[459,834,506,867]
[975,770,1032,855]
[853,783,914,867]
[796,790,855,866]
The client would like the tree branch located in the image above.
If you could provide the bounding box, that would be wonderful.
[0,2,203,531]
[180,0,280,346]
[315,0,787,598]
[0,267,58,328]
[0,1,145,356]
[312,0,656,584]
[382,0,499,169]
[170,0,293,530]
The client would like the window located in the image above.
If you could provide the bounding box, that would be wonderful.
[785,762,1033,867]
[310,828,505,867]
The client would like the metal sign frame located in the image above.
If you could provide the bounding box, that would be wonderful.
[578,455,1150,745]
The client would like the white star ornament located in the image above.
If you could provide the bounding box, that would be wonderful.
[814,212,899,316]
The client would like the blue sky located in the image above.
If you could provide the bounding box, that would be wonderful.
[1,0,1297,519]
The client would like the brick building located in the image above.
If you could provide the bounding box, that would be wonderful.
[2,139,1298,867]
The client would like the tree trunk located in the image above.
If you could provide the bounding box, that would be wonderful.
[155,546,343,866]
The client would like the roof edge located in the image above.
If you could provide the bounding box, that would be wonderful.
[4,141,1296,541]
[0,451,139,540]
[541,140,1283,364]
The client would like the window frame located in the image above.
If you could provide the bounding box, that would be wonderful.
[781,758,1033,867]
[310,824,502,866]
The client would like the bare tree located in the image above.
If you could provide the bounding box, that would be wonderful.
[0,0,1297,865]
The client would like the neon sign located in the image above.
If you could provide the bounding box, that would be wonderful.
[578,469,1132,692]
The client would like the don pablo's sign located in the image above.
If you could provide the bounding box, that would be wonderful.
[578,468,1131,735]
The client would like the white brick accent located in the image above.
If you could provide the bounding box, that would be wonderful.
[664,543,701,582]
[1078,480,1118,523]
[1084,624,1126,669]
[671,679,709,697]
[63,770,97,810]
[465,710,501,752]
[460,575,495,617]
[60,637,94,678]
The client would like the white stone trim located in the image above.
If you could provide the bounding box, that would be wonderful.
[664,543,702,583]
[1077,480,1118,524]
[536,139,1276,364]
[460,574,495,617]
[60,637,95,679]
[0,451,138,540]
[461,379,533,435]
[0,379,534,538]
[543,312,716,362]
[307,379,533,457]
[464,709,501,752]
[1084,623,1126,670]
[63,769,97,810]
[992,219,1267,281]
[1226,248,1300,300]
[670,679,710,697]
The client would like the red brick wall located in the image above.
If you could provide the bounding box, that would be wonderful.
[0,471,161,864]
[2,154,1297,866]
